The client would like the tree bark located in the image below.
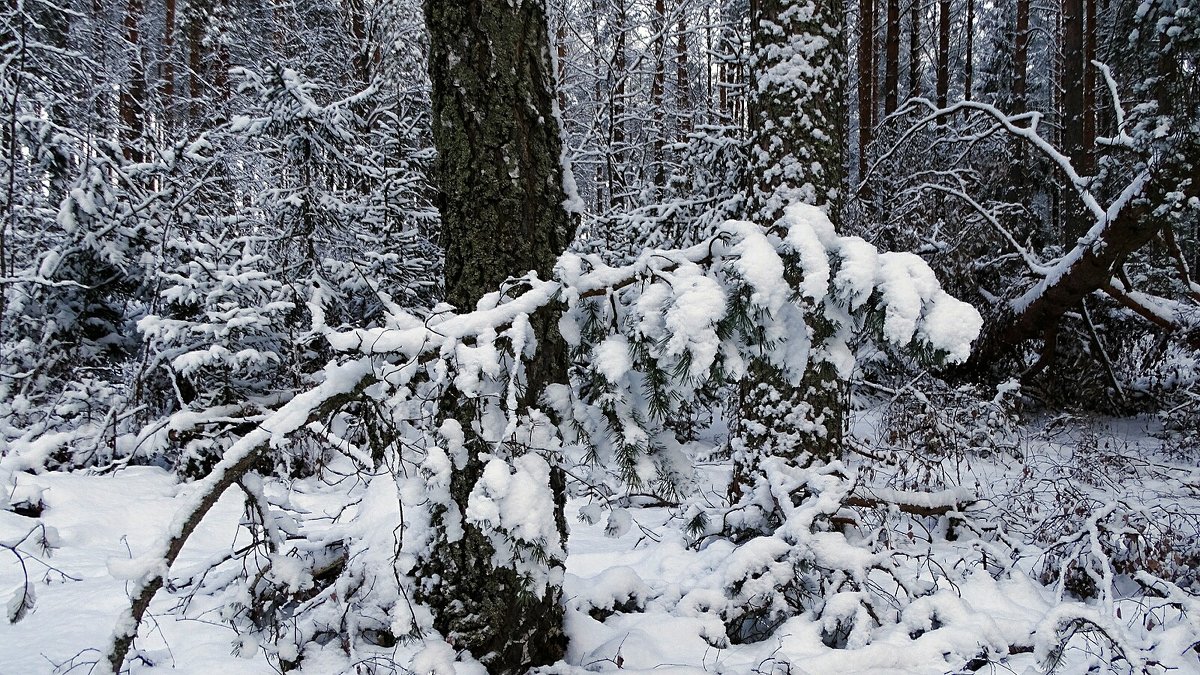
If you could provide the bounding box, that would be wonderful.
[610,0,628,207]
[1061,0,1087,243]
[421,0,577,670]
[964,0,973,100]
[676,7,692,141]
[120,0,146,161]
[908,0,920,98]
[936,0,949,110]
[1013,0,1029,114]
[1082,0,1096,172]
[650,0,667,188]
[857,0,874,177]
[884,0,899,114]
[734,0,847,501]
[162,0,176,109]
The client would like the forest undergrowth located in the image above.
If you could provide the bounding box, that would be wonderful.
[3,382,1199,674]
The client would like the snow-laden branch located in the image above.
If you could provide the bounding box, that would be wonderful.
[99,357,378,674]
[894,97,1106,223]
[98,206,983,672]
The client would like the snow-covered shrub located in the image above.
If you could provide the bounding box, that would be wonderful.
[93,203,982,671]
[858,379,1024,491]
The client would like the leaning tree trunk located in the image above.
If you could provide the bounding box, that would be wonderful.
[419,0,577,672]
[732,0,846,501]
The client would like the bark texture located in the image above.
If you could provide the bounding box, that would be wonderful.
[734,0,847,501]
[421,0,576,671]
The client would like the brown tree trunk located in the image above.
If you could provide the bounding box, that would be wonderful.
[346,0,370,81]
[857,0,874,177]
[884,0,899,114]
[120,0,145,161]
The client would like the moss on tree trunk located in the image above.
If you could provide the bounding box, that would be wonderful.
[419,0,577,671]
[732,0,848,498]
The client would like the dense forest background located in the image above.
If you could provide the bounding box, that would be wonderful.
[1,0,1199,672]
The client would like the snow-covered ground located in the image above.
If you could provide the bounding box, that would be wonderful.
[3,413,1199,674]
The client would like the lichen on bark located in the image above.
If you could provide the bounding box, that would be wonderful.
[418,0,577,671]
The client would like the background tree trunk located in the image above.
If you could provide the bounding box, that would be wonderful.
[908,0,920,98]
[884,0,899,114]
[676,8,692,140]
[1060,0,1087,243]
[120,0,145,160]
[964,0,973,100]
[936,0,948,110]
[1013,0,1029,114]
[857,0,874,177]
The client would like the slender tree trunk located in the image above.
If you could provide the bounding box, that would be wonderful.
[1008,0,1031,198]
[556,14,568,112]
[420,0,577,670]
[120,0,145,161]
[964,0,973,100]
[1061,0,1086,243]
[187,0,204,123]
[1082,0,1096,172]
[936,0,949,111]
[91,0,109,136]
[610,0,627,207]
[884,0,899,114]
[676,7,692,141]
[162,0,176,107]
[1013,0,1030,114]
[908,0,920,98]
[857,0,874,177]
[650,0,667,188]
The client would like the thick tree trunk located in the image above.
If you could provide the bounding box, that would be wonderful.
[734,0,847,500]
[421,0,576,671]
[345,0,370,81]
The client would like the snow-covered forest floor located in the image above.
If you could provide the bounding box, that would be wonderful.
[4,399,1198,674]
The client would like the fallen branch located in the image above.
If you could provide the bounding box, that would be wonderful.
[99,358,378,674]
[845,486,977,518]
